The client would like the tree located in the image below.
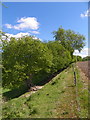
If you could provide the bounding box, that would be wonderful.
[47,41,72,73]
[53,27,86,57]
[82,56,90,61]
[2,36,53,90]
[72,55,82,62]
[77,56,82,61]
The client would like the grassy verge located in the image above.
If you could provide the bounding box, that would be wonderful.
[2,85,28,102]
[2,65,88,118]
[75,65,88,118]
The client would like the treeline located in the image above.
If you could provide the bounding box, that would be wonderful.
[82,56,90,61]
[73,55,90,62]
[1,27,85,90]
[2,36,71,89]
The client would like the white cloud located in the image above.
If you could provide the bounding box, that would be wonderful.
[2,32,30,41]
[5,24,12,29]
[29,31,40,34]
[80,8,90,18]
[73,48,90,58]
[5,17,40,30]
[31,35,42,41]
[5,32,30,39]
[2,32,42,41]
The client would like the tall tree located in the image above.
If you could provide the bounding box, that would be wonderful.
[53,27,86,57]
[47,41,71,73]
[2,36,53,90]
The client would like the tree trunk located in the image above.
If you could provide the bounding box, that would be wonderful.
[26,73,34,90]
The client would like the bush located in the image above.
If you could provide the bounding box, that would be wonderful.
[72,55,82,62]
[47,41,72,73]
[2,37,72,90]
[2,36,53,89]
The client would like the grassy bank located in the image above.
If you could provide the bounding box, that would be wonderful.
[2,65,88,118]
[75,65,88,118]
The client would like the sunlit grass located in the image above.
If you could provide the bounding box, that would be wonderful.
[2,65,88,118]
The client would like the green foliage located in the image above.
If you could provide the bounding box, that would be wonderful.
[2,36,53,89]
[2,26,86,90]
[2,26,85,90]
[2,32,73,90]
[82,56,90,61]
[77,56,82,61]
[47,41,72,73]
[53,27,86,57]
[72,55,82,62]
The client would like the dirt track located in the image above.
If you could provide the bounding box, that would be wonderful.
[76,61,90,79]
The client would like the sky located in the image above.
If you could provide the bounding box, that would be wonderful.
[2,2,89,57]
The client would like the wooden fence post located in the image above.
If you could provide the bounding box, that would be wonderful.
[72,63,77,86]
[74,71,76,86]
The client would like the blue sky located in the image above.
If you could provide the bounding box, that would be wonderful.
[2,2,89,57]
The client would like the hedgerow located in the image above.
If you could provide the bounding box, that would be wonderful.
[2,36,72,90]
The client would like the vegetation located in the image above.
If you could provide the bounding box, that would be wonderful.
[75,65,88,118]
[2,35,71,90]
[2,65,88,118]
[47,41,71,73]
[72,55,82,62]
[1,27,87,118]
[76,56,83,61]
[82,56,90,61]
[2,36,53,89]
[53,27,86,57]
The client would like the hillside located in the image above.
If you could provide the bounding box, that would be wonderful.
[2,64,88,118]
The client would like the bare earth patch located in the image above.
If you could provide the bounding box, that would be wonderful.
[20,86,43,98]
[76,61,90,79]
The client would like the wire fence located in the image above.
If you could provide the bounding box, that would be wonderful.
[72,63,81,117]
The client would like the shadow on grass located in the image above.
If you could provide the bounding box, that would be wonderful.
[3,85,28,101]
[37,65,70,86]
[3,64,71,102]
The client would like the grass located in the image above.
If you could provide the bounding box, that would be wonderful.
[75,66,88,118]
[2,64,88,118]
[2,85,28,102]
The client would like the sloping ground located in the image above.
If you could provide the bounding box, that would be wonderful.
[2,65,88,118]
[76,61,89,118]
[75,64,88,118]
[76,61,90,79]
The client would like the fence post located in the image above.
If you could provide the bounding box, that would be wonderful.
[74,71,76,86]
[72,63,77,86]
